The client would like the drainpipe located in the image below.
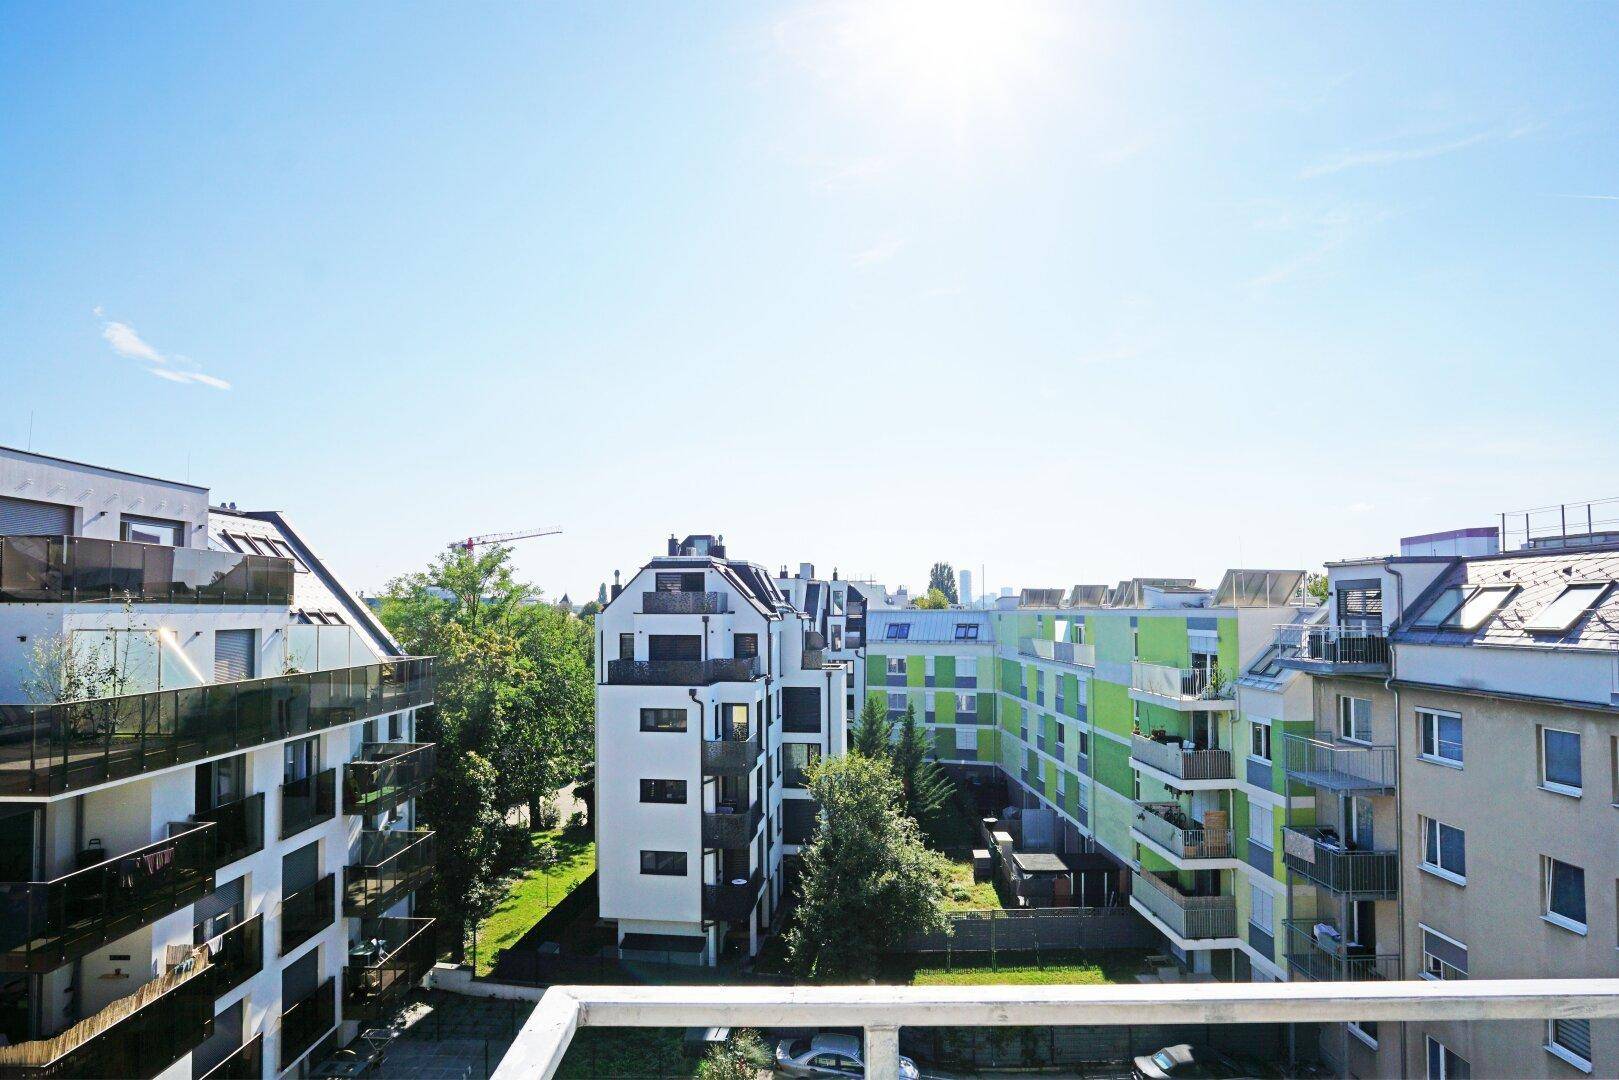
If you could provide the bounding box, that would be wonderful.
[701,615,709,663]
[1382,564,1408,1080]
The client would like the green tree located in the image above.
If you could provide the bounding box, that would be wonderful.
[928,562,959,604]
[913,587,949,610]
[1304,571,1329,603]
[786,754,951,979]
[851,694,893,758]
[695,1030,772,1080]
[892,701,952,823]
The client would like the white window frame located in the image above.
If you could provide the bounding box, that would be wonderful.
[1249,801,1273,847]
[886,656,906,675]
[957,655,977,678]
[1250,721,1272,763]
[1248,883,1274,933]
[1419,816,1466,885]
[887,692,906,712]
[1541,855,1587,935]
[1419,924,1468,982]
[1338,695,1372,744]
[1416,708,1463,768]
[956,692,976,714]
[1538,726,1583,798]
[1545,1018,1594,1074]
[1426,1037,1468,1080]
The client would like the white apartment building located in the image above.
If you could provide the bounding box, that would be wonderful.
[0,446,436,1080]
[594,535,848,966]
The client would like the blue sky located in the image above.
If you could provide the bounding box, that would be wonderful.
[3,3,1617,601]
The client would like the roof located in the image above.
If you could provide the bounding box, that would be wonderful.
[0,444,208,493]
[1012,852,1069,874]
[867,609,995,644]
[1391,544,1619,652]
[1236,605,1323,690]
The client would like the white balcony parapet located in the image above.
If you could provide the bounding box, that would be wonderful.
[492,979,1619,1080]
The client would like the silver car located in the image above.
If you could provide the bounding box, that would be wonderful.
[774,1033,920,1079]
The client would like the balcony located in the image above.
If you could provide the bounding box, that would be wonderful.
[0,821,216,974]
[345,830,435,918]
[1281,827,1398,898]
[0,534,293,606]
[344,741,435,816]
[1129,733,1233,788]
[0,656,435,797]
[345,917,437,1020]
[206,913,264,999]
[604,658,760,686]
[641,590,726,615]
[0,944,215,1079]
[801,648,827,669]
[194,792,265,869]
[703,870,764,923]
[280,768,336,839]
[702,730,761,775]
[1128,870,1237,944]
[1131,802,1235,865]
[1128,663,1235,710]
[281,873,336,956]
[1017,638,1096,669]
[1284,920,1400,982]
[197,1034,262,1080]
[1273,624,1390,675]
[702,802,763,848]
[279,976,337,1071]
[1283,732,1396,793]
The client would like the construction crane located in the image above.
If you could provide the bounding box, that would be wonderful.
[457,526,563,553]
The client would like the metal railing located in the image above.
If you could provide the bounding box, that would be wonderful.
[1132,802,1233,860]
[1129,870,1237,940]
[702,870,764,923]
[197,1034,262,1080]
[1273,624,1390,668]
[702,802,763,848]
[207,913,264,999]
[344,830,435,917]
[1017,638,1096,669]
[1283,732,1397,792]
[641,590,726,615]
[0,656,435,796]
[1130,662,1232,701]
[1129,734,1233,781]
[1284,920,1401,982]
[604,658,759,686]
[279,976,337,1070]
[702,730,761,774]
[1281,826,1398,897]
[345,917,437,1020]
[0,534,293,605]
[801,648,826,669]
[281,873,336,955]
[344,741,435,816]
[195,791,265,869]
[0,821,217,973]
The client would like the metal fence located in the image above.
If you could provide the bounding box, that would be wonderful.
[897,905,1156,955]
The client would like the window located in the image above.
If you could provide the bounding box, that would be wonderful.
[1540,727,1582,796]
[639,850,687,876]
[1075,730,1088,758]
[887,692,906,713]
[1525,583,1608,633]
[957,656,977,678]
[1420,817,1466,883]
[733,634,758,659]
[1426,1037,1470,1079]
[640,708,687,732]
[1247,646,1283,678]
[885,623,911,640]
[1547,1018,1593,1073]
[1420,926,1468,981]
[1417,709,1463,766]
[783,743,820,787]
[782,688,820,733]
[1411,586,1464,628]
[1249,886,1273,932]
[1250,722,1272,762]
[953,623,979,640]
[1542,856,1587,932]
[639,779,687,804]
[1446,585,1515,630]
[618,633,634,660]
[720,703,749,739]
[1338,695,1372,744]
[886,657,906,675]
[120,515,183,546]
[955,692,976,714]
[283,736,318,783]
[214,629,256,682]
[1249,802,1273,847]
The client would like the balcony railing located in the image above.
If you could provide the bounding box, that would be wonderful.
[194,792,265,869]
[604,658,760,686]
[1017,638,1096,669]
[1129,870,1236,941]
[280,768,336,839]
[344,741,435,816]
[1281,826,1398,898]
[281,873,336,956]
[0,535,293,606]
[1273,624,1390,672]
[492,981,1619,1080]
[197,1034,262,1080]
[1132,802,1233,861]
[641,590,726,615]
[801,648,826,669]
[345,917,436,1020]
[1129,734,1233,782]
[702,730,761,775]
[1284,920,1401,982]
[279,976,337,1071]
[702,803,763,848]
[1130,662,1232,703]
[206,913,264,999]
[1283,732,1397,793]
[702,870,764,923]
[0,944,215,1079]
[0,821,216,974]
[345,830,435,918]
[0,657,435,797]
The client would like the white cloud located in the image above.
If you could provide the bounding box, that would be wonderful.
[184,372,232,391]
[1348,501,1375,514]
[95,311,231,391]
[853,237,905,267]
[102,321,165,364]
[147,367,192,384]
[1554,193,1619,201]
[1301,121,1538,179]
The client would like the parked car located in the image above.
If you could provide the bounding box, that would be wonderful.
[774,1033,921,1078]
[1132,1043,1284,1079]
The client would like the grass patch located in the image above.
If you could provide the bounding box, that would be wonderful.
[886,949,1150,987]
[555,1027,697,1079]
[921,793,1003,911]
[473,825,595,977]
[941,857,1001,910]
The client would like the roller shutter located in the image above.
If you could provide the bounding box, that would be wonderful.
[0,496,72,536]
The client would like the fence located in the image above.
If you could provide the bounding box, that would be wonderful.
[897,905,1156,956]
[902,1019,1309,1072]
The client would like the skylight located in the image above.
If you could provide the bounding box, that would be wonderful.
[1445,585,1515,630]
[953,623,979,640]
[1524,583,1609,633]
[885,623,911,640]
[1411,586,1464,628]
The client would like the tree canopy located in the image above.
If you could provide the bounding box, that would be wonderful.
[913,588,950,610]
[927,562,959,604]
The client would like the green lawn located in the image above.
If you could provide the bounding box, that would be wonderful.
[922,795,1002,910]
[473,826,595,977]
[555,1028,698,1079]
[890,949,1149,986]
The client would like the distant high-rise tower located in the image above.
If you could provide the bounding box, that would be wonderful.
[959,568,973,606]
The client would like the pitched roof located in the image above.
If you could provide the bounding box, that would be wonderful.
[867,609,995,644]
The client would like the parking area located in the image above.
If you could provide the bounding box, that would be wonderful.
[370,991,534,1080]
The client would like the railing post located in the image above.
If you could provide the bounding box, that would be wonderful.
[865,1024,901,1080]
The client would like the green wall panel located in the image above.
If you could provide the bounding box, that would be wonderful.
[1090,614,1134,666]
[1218,617,1240,679]
[865,653,885,687]
[976,727,998,760]
[1091,680,1134,738]
[1137,616,1189,668]
[935,654,956,687]
[907,656,925,688]
[936,691,956,724]
[1093,736,1135,797]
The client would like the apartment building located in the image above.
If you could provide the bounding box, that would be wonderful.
[0,446,436,1080]
[856,570,1309,978]
[593,535,849,966]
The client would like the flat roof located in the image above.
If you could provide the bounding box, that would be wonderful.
[0,443,208,493]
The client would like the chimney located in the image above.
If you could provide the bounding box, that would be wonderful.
[667,534,678,557]
[799,562,815,580]
[610,569,622,600]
